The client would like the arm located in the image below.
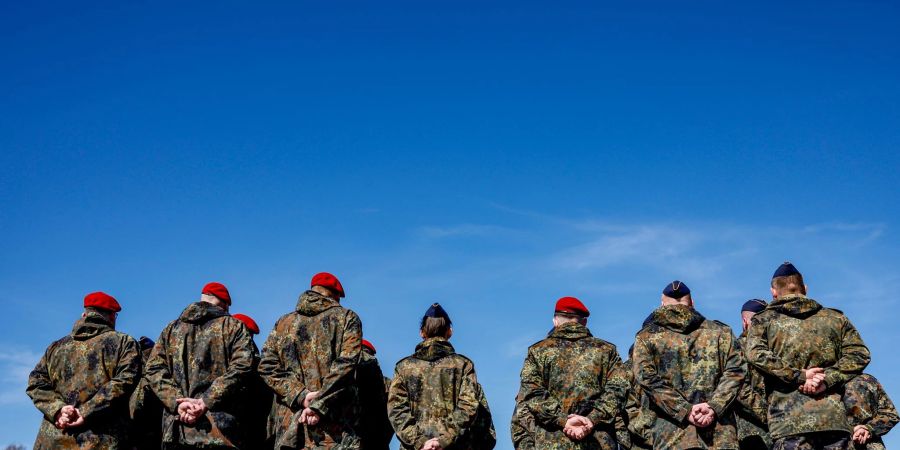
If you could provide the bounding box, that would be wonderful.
[588,352,629,426]
[78,335,142,420]
[733,338,768,424]
[869,382,899,437]
[745,315,805,386]
[258,319,308,410]
[26,344,66,422]
[633,336,693,423]
[707,330,746,418]
[144,325,182,413]
[519,348,567,428]
[511,402,535,450]
[388,368,428,450]
[199,319,255,410]
[437,360,480,448]
[309,311,362,418]
[822,317,871,389]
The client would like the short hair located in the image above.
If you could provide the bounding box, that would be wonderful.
[420,316,451,338]
[554,313,587,325]
[771,273,806,296]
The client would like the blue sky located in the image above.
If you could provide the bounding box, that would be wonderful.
[2,1,899,448]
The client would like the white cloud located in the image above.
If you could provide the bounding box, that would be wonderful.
[0,346,42,406]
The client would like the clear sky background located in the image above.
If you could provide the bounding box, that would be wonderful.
[2,1,899,448]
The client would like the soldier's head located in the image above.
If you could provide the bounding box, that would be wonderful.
[420,303,453,339]
[770,262,807,298]
[362,339,377,356]
[201,282,231,312]
[82,291,121,327]
[310,272,345,301]
[740,299,767,331]
[553,297,589,327]
[660,280,693,307]
[232,313,260,335]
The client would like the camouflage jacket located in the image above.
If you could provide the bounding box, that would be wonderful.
[633,304,745,450]
[388,337,482,450]
[511,394,536,450]
[240,340,273,450]
[129,343,164,450]
[145,301,256,448]
[746,294,871,439]
[258,290,363,449]
[518,322,629,450]
[27,310,142,450]
[734,331,771,447]
[469,382,498,450]
[843,373,899,450]
[620,358,654,450]
[357,350,393,450]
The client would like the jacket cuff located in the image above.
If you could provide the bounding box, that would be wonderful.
[707,399,725,419]
[285,388,308,411]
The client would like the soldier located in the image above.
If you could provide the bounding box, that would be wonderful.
[27,291,142,449]
[518,296,629,450]
[357,339,393,450]
[388,303,490,450]
[622,345,653,450]
[232,313,273,450]
[511,393,536,450]
[130,335,164,450]
[258,272,363,449]
[746,262,871,450]
[842,373,898,450]
[633,281,745,450]
[734,299,771,450]
[145,282,256,449]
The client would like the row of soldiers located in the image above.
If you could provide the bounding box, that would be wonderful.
[25,263,899,450]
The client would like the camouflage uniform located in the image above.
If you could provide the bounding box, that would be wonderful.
[511,394,536,450]
[621,358,654,450]
[469,382,498,450]
[518,322,629,450]
[130,338,164,450]
[145,301,256,449]
[27,309,142,449]
[843,374,898,450]
[633,304,746,450]
[734,331,771,450]
[746,295,870,447]
[387,337,485,450]
[356,349,393,450]
[258,290,363,449]
[241,338,274,449]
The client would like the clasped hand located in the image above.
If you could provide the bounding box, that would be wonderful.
[688,402,715,428]
[175,397,207,424]
[563,414,594,441]
[54,405,85,429]
[852,424,871,444]
[298,391,320,426]
[420,437,443,450]
[798,367,827,396]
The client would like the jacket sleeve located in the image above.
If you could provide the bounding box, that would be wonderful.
[519,348,567,428]
[510,402,535,450]
[746,315,805,386]
[707,329,746,418]
[870,382,900,437]
[388,367,428,450]
[78,335,142,420]
[437,360,480,448]
[258,318,308,410]
[309,310,363,418]
[633,335,692,423]
[199,319,255,410]
[734,338,768,424]
[823,316,871,389]
[145,324,182,413]
[588,351,629,426]
[26,344,66,421]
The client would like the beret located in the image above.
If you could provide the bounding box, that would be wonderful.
[741,299,768,313]
[555,296,590,317]
[232,313,259,334]
[138,336,155,350]
[663,280,691,299]
[84,291,121,312]
[773,262,800,279]
[202,282,231,304]
[311,272,345,298]
[362,339,376,354]
[424,303,452,324]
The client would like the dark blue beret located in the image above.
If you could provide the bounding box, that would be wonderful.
[773,261,800,278]
[138,336,155,350]
[663,280,691,299]
[741,299,768,313]
[424,303,452,324]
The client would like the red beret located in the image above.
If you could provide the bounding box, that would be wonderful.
[311,272,345,298]
[202,282,231,304]
[555,296,590,317]
[232,313,259,334]
[84,291,121,312]
[362,339,376,354]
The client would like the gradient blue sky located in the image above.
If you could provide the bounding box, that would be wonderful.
[2,1,899,448]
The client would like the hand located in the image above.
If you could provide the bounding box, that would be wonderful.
[303,391,320,408]
[298,407,320,426]
[67,408,85,428]
[564,414,593,441]
[54,406,72,429]
[176,398,207,424]
[853,425,871,444]
[689,403,715,427]
[799,368,826,394]
[420,438,442,450]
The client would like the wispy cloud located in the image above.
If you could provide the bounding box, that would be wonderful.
[0,346,41,406]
